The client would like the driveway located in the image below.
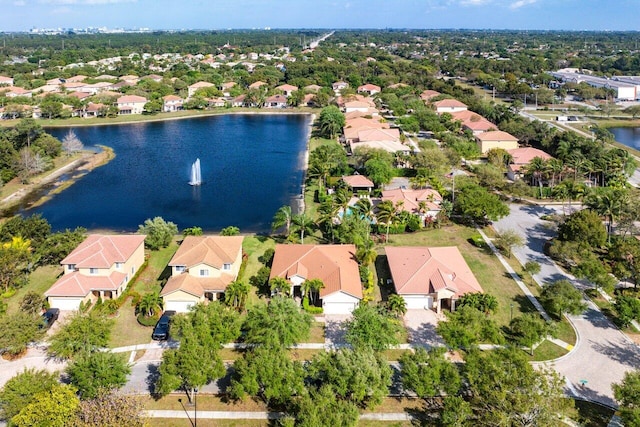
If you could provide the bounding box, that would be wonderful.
[323,314,351,348]
[494,203,640,407]
[403,309,445,348]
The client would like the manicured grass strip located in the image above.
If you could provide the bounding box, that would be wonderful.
[5,265,60,315]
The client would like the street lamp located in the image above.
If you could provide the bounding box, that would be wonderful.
[510,303,514,322]
[194,387,199,427]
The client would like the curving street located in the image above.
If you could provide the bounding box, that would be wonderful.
[494,203,640,407]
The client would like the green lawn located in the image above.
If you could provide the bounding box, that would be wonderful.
[528,340,568,362]
[130,241,179,296]
[308,321,325,343]
[108,298,154,348]
[4,265,61,315]
[380,225,536,327]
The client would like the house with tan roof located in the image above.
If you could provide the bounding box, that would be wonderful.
[475,130,519,154]
[264,94,288,108]
[270,244,362,314]
[385,246,483,312]
[116,95,147,115]
[343,117,389,142]
[276,84,298,97]
[4,87,32,98]
[433,99,468,114]
[188,81,215,98]
[304,84,322,93]
[380,188,443,224]
[506,147,553,181]
[450,110,496,135]
[160,236,244,313]
[332,81,349,95]
[357,83,381,95]
[0,76,14,86]
[82,102,106,118]
[341,174,375,194]
[119,75,140,84]
[249,81,268,90]
[420,89,441,102]
[163,94,184,112]
[44,234,146,311]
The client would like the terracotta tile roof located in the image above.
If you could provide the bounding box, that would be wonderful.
[358,83,381,92]
[190,81,215,89]
[270,244,362,299]
[433,99,467,108]
[385,246,483,298]
[61,234,146,269]
[357,128,400,142]
[350,140,410,154]
[420,89,441,100]
[163,95,183,101]
[508,147,552,164]
[380,188,442,214]
[276,84,298,92]
[343,118,389,140]
[45,271,128,297]
[304,84,322,92]
[265,94,288,103]
[116,95,147,103]
[341,174,374,188]
[160,273,234,297]
[169,235,243,269]
[476,130,518,142]
[249,81,268,89]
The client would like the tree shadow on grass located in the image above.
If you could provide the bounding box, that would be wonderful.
[375,255,394,301]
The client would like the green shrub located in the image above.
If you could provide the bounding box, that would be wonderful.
[302,297,323,314]
[137,313,159,327]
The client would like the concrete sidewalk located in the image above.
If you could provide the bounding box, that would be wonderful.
[144,410,415,421]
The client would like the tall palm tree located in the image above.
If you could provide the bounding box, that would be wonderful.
[386,294,407,318]
[271,205,292,237]
[546,158,564,188]
[136,292,163,317]
[525,156,547,188]
[318,197,340,243]
[291,213,315,244]
[353,198,375,235]
[376,200,399,242]
[225,281,250,310]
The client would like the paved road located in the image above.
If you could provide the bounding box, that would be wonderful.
[494,203,640,407]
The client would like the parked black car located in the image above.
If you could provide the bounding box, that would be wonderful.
[41,308,60,329]
[151,310,176,340]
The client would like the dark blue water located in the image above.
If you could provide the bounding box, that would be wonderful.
[23,114,310,233]
[610,127,640,150]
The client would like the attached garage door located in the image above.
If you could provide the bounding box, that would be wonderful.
[403,295,432,310]
[164,301,194,313]
[323,301,357,315]
[48,297,83,311]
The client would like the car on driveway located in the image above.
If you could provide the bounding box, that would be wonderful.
[41,308,60,329]
[152,310,176,340]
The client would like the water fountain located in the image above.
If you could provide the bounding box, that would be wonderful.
[189,158,202,186]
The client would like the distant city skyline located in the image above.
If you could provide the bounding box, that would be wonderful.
[1,0,638,32]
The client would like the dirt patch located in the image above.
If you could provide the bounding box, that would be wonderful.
[1,348,27,361]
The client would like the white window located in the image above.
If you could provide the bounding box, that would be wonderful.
[223,263,231,271]
[90,268,98,275]
[200,269,209,277]
[175,266,186,273]
[67,264,77,271]
[115,262,123,269]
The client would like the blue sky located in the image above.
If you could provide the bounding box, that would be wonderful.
[1,0,638,32]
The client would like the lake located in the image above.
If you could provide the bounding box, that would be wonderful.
[610,127,640,150]
[21,114,310,233]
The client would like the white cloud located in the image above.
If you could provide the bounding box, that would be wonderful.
[13,0,27,6]
[39,0,137,5]
[459,0,492,5]
[510,0,537,8]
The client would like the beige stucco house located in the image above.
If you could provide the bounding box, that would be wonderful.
[44,234,146,311]
[475,130,519,154]
[160,236,244,312]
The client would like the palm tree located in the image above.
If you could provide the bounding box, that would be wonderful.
[546,158,564,188]
[136,292,163,317]
[353,198,375,235]
[291,213,315,244]
[376,200,398,242]
[302,278,325,304]
[386,294,407,318]
[318,197,340,243]
[225,281,250,310]
[271,205,292,237]
[525,156,547,188]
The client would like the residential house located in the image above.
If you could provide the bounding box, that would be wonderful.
[506,147,553,181]
[119,75,140,85]
[270,244,363,314]
[450,110,496,135]
[350,127,409,155]
[276,84,299,97]
[116,95,147,115]
[0,75,14,86]
[341,174,375,194]
[4,87,32,98]
[82,102,106,118]
[67,91,91,101]
[264,94,288,108]
[304,84,322,93]
[385,246,483,313]
[476,130,519,154]
[420,90,441,102]
[343,117,389,143]
[249,81,268,90]
[332,81,349,95]
[163,95,184,112]
[208,97,227,108]
[188,81,215,98]
[231,94,247,108]
[44,234,146,310]
[357,83,381,95]
[380,187,443,224]
[160,236,244,312]
[433,99,468,114]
